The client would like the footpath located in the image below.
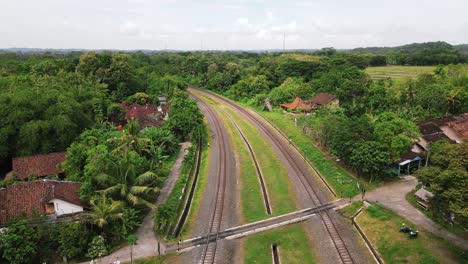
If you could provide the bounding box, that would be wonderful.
[81,142,192,264]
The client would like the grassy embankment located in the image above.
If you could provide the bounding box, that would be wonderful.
[366,66,435,80]
[406,191,468,238]
[257,109,366,198]
[357,203,467,263]
[196,92,316,263]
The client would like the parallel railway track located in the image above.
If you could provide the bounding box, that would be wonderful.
[191,88,355,264]
[193,96,228,264]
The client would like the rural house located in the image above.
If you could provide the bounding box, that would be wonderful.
[393,113,467,175]
[121,102,170,129]
[305,92,339,108]
[0,179,83,226]
[280,93,339,113]
[6,152,67,181]
[280,97,315,112]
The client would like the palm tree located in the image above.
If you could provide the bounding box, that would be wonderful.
[82,196,124,230]
[96,151,160,208]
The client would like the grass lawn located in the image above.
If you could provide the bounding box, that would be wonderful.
[340,201,364,219]
[366,66,435,80]
[406,191,468,239]
[357,203,467,264]
[243,223,316,264]
[257,109,366,198]
[179,120,211,240]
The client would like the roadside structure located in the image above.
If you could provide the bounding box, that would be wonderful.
[0,179,83,226]
[6,152,66,181]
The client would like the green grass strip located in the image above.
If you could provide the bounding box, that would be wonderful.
[244,224,316,264]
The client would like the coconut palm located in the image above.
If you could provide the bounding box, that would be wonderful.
[82,196,124,230]
[96,151,160,208]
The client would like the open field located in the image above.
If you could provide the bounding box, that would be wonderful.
[366,66,436,80]
[357,203,467,264]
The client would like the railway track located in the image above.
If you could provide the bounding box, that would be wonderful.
[193,96,228,264]
[190,88,355,264]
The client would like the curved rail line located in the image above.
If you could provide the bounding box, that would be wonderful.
[190,88,355,264]
[193,95,228,264]
[217,106,272,214]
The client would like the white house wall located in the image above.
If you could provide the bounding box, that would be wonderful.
[50,198,83,216]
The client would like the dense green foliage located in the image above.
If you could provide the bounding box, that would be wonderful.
[350,41,467,66]
[416,141,468,226]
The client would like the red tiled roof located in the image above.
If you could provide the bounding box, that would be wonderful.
[0,180,82,225]
[306,93,337,106]
[8,152,67,180]
[122,103,160,120]
[447,113,468,139]
[280,97,315,111]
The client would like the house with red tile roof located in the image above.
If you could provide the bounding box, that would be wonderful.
[6,152,67,181]
[280,97,315,112]
[305,93,339,108]
[0,180,83,225]
[121,102,169,129]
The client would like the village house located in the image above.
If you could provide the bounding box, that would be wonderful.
[6,152,67,181]
[121,102,170,129]
[280,93,339,113]
[280,97,315,112]
[393,113,467,176]
[304,92,339,109]
[0,179,83,226]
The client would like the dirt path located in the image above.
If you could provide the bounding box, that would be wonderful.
[350,175,468,250]
[81,142,192,264]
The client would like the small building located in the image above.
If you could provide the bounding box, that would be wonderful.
[414,187,434,209]
[6,152,67,181]
[305,93,339,109]
[280,97,315,112]
[158,96,167,106]
[393,151,425,176]
[0,180,83,226]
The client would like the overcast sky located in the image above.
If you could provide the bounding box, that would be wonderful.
[1,0,467,50]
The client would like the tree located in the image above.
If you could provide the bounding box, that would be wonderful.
[96,151,160,208]
[227,75,271,100]
[54,223,93,262]
[82,196,124,232]
[166,89,204,140]
[0,219,39,264]
[416,142,468,226]
[86,235,108,262]
[350,141,390,182]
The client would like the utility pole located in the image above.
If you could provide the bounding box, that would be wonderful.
[283,32,286,51]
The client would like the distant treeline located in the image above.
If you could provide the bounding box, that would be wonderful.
[343,41,467,66]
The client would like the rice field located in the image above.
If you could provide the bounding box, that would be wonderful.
[366,66,436,80]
